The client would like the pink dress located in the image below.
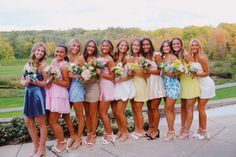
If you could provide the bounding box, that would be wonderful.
[46,61,70,114]
[99,67,115,101]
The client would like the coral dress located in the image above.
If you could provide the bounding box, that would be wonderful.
[46,61,70,114]
[195,62,215,99]
[180,61,200,99]
[99,67,115,101]
[147,54,165,100]
[23,70,46,117]
[114,65,136,101]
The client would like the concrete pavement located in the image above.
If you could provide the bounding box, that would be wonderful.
[1,104,236,157]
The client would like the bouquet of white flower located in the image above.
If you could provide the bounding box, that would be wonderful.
[81,63,97,81]
[44,65,60,81]
[23,63,38,82]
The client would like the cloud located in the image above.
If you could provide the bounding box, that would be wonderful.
[0,0,235,31]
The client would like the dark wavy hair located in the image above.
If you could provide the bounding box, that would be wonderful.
[140,37,155,58]
[160,40,172,56]
[171,37,183,57]
[83,39,98,61]
[56,43,69,61]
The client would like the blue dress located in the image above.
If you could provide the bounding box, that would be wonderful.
[68,68,85,102]
[23,71,46,117]
[163,64,180,99]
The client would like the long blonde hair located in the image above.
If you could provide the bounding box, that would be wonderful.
[189,38,207,57]
[29,42,47,64]
[68,38,82,55]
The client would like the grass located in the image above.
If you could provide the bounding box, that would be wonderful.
[0,86,235,118]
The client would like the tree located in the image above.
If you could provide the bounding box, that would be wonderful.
[0,38,15,60]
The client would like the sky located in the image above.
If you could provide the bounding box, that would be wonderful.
[0,0,235,31]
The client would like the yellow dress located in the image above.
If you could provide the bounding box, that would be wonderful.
[132,75,148,102]
[180,61,200,99]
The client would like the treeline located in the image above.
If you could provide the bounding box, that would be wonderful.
[0,23,236,60]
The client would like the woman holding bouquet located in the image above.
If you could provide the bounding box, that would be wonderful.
[112,39,135,142]
[21,42,48,157]
[141,38,165,140]
[171,37,200,139]
[82,40,100,146]
[97,39,115,144]
[67,38,85,149]
[189,38,215,140]
[160,40,180,142]
[46,44,71,154]
[130,39,148,140]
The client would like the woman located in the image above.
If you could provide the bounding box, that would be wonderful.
[160,40,180,142]
[46,44,71,154]
[171,37,200,139]
[83,40,100,146]
[67,38,85,149]
[97,39,115,144]
[189,38,215,140]
[141,38,165,140]
[21,42,48,157]
[112,39,135,142]
[130,39,148,140]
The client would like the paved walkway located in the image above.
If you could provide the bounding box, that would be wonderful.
[1,104,236,157]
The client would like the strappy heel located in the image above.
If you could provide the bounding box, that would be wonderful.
[145,127,153,137]
[146,129,160,140]
[70,137,83,150]
[85,134,96,147]
[67,135,77,148]
[99,132,107,142]
[52,139,68,154]
[101,134,115,145]
[84,133,91,145]
[195,130,210,140]
[130,132,144,140]
[163,131,175,142]
[117,133,129,142]
[177,126,185,137]
[33,149,46,157]
[179,129,190,139]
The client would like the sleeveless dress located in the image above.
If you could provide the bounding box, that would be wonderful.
[23,70,46,117]
[84,80,100,102]
[132,68,148,102]
[68,65,85,102]
[147,53,165,100]
[163,63,180,99]
[46,61,70,114]
[195,62,215,99]
[114,65,136,101]
[180,61,200,99]
[99,67,115,101]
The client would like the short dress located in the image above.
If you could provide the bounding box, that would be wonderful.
[114,66,136,101]
[46,61,70,114]
[147,54,165,100]
[68,65,85,102]
[84,80,100,102]
[195,62,215,99]
[23,70,46,117]
[132,69,148,102]
[163,63,180,99]
[99,67,115,101]
[180,61,200,99]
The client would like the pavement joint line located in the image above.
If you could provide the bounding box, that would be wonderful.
[15,143,23,157]
[100,148,119,157]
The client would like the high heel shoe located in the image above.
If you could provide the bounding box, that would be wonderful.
[178,126,185,137]
[147,129,160,140]
[130,132,144,140]
[67,135,77,148]
[84,133,91,145]
[195,130,210,140]
[179,129,190,139]
[52,139,68,154]
[33,150,46,157]
[117,133,129,142]
[145,127,153,137]
[70,137,83,150]
[85,134,96,147]
[101,134,115,145]
[163,131,175,142]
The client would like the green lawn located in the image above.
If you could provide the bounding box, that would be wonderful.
[0,86,235,118]
[0,111,23,118]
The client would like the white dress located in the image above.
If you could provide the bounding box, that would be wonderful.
[195,62,215,99]
[147,53,165,100]
[114,67,136,101]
